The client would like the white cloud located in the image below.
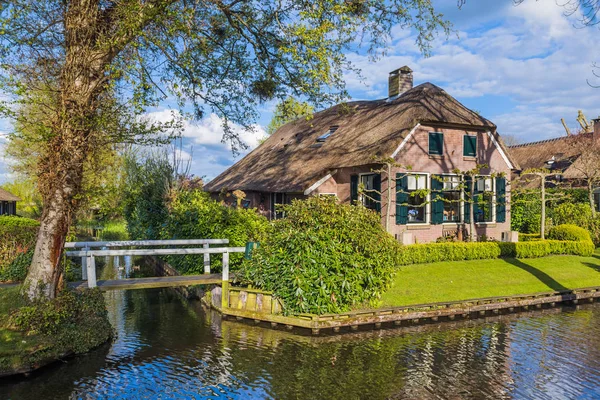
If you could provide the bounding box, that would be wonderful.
[344,0,600,142]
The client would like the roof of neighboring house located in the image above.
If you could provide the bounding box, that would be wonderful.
[205,82,518,194]
[509,133,590,178]
[0,188,21,201]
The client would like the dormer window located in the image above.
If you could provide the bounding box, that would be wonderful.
[316,126,339,142]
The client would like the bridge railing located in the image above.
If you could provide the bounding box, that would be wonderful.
[64,239,242,289]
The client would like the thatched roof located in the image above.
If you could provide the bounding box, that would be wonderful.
[509,134,588,178]
[0,188,20,201]
[205,83,514,193]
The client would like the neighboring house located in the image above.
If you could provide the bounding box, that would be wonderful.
[0,188,20,215]
[205,66,519,243]
[509,118,600,210]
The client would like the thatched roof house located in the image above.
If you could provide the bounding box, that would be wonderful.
[206,82,517,194]
[0,187,20,215]
[509,120,600,180]
[206,66,518,243]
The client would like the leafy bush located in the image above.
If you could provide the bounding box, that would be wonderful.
[547,224,592,242]
[551,203,592,229]
[0,216,39,282]
[0,249,33,282]
[161,189,269,274]
[519,233,541,242]
[237,196,401,315]
[10,289,113,354]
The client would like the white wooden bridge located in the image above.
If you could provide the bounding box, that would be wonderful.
[64,239,245,291]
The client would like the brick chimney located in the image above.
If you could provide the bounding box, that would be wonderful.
[594,118,600,142]
[388,66,413,99]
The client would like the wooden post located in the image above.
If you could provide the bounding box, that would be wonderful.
[203,243,210,274]
[81,247,89,280]
[221,251,229,309]
[87,254,97,288]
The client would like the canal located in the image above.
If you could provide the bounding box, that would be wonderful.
[2,259,600,399]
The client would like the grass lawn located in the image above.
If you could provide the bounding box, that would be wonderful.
[380,250,600,307]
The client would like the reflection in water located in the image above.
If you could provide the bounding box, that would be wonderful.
[2,260,600,399]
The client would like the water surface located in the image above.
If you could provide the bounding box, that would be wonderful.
[2,259,600,399]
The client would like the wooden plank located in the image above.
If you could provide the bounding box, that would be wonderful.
[68,274,224,291]
[65,247,245,257]
[65,239,229,248]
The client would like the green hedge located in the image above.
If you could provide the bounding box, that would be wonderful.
[0,216,39,282]
[519,233,541,242]
[398,239,594,266]
[547,224,592,242]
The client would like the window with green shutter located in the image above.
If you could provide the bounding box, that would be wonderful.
[428,132,444,155]
[396,174,408,225]
[350,175,358,204]
[463,135,477,157]
[496,177,507,223]
[430,175,444,224]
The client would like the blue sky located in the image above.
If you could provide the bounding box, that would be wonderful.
[0,0,598,184]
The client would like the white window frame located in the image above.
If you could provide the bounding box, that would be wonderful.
[358,172,379,210]
[474,175,496,224]
[439,174,462,225]
[404,172,430,225]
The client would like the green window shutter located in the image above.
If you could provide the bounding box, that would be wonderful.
[496,177,507,223]
[429,132,444,155]
[396,173,408,224]
[350,175,358,204]
[430,175,444,225]
[463,135,477,157]
[373,174,382,212]
[464,176,472,223]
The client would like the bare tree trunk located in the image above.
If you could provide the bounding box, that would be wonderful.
[469,184,476,242]
[589,180,596,217]
[540,177,546,240]
[385,163,392,233]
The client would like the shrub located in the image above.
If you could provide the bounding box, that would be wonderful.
[547,224,592,242]
[397,239,594,266]
[10,289,113,355]
[161,189,269,274]
[0,249,33,282]
[398,242,502,265]
[519,233,541,242]
[0,216,39,282]
[237,196,401,315]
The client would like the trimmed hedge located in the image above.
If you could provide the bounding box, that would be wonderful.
[519,233,541,242]
[398,239,595,266]
[0,216,39,282]
[548,224,592,242]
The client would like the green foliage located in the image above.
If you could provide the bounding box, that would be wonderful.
[0,215,40,228]
[0,250,33,282]
[398,242,503,265]
[551,203,592,229]
[511,191,542,233]
[519,233,541,242]
[122,151,174,240]
[238,196,401,315]
[547,224,592,242]
[266,97,314,135]
[0,216,39,282]
[100,219,129,241]
[161,189,269,273]
[1,288,113,374]
[396,239,594,266]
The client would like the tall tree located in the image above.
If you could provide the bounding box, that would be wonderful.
[564,130,600,216]
[0,0,451,299]
[266,96,314,135]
